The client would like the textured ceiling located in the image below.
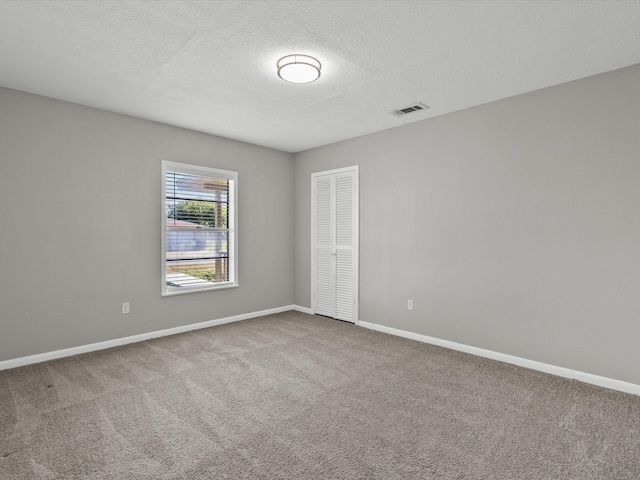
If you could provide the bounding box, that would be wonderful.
[0,1,639,153]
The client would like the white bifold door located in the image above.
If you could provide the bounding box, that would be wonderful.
[312,166,359,323]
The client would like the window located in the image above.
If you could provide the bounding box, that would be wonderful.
[162,161,238,295]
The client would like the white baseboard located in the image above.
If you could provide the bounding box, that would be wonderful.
[0,305,299,371]
[358,320,640,397]
[292,305,313,314]
[7,308,636,397]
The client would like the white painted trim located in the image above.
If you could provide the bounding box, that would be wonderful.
[293,305,313,314]
[0,305,297,371]
[358,321,640,397]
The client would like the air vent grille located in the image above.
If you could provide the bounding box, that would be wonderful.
[391,102,430,117]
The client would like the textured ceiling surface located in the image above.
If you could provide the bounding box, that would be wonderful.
[0,1,639,153]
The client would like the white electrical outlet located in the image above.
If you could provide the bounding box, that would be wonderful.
[121,302,130,315]
[407,299,414,311]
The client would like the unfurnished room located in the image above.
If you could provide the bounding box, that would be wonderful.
[1,1,640,479]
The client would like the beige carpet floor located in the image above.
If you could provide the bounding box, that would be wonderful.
[1,310,639,479]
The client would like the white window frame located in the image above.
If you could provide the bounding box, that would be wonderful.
[161,161,238,296]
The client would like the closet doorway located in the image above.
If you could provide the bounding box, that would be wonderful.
[311,166,359,323]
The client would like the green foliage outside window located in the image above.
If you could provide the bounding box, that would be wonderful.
[167,200,228,228]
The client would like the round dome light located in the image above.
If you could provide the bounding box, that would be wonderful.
[277,54,321,84]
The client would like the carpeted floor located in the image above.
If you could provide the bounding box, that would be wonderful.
[1,310,639,479]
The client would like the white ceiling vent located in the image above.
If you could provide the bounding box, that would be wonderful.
[391,102,430,117]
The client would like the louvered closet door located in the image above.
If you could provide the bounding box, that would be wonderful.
[312,167,359,323]
[314,175,334,317]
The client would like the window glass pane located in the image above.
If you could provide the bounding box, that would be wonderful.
[166,229,228,255]
[166,259,229,288]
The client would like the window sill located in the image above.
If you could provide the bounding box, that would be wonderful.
[162,282,239,297]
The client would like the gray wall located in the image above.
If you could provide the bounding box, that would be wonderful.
[294,64,640,385]
[0,87,295,361]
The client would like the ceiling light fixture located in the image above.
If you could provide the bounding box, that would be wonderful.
[277,54,321,84]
